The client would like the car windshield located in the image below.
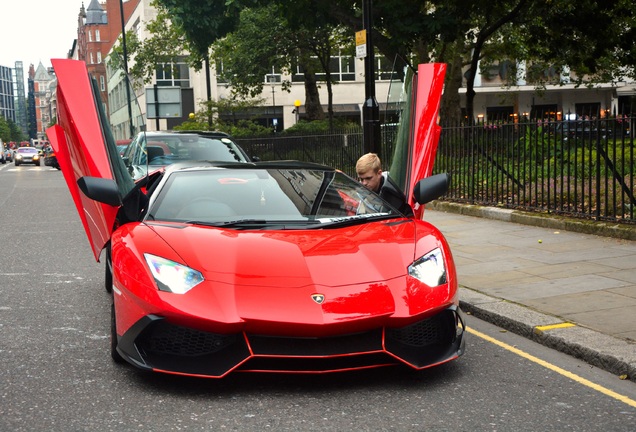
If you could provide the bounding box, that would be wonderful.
[146,167,402,228]
[18,148,38,153]
[123,132,249,180]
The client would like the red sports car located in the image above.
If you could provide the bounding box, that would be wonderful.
[47,59,465,378]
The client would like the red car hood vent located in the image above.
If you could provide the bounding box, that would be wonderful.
[150,221,417,288]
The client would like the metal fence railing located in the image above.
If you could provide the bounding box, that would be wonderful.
[236,117,635,224]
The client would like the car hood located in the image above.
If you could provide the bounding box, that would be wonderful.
[149,220,427,287]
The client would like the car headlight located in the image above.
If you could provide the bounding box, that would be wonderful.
[144,254,204,294]
[16,154,22,159]
[408,247,446,287]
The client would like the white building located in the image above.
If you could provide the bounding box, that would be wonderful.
[105,0,635,139]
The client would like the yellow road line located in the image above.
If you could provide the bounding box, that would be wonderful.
[535,322,576,332]
[467,327,636,408]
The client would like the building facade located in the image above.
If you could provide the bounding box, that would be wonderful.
[28,63,56,141]
[464,60,635,122]
[87,0,636,136]
[0,65,16,124]
[13,61,28,136]
[76,0,139,117]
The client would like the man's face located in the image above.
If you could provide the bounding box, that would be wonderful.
[357,168,383,193]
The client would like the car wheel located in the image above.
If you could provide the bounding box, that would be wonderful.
[104,244,113,294]
[15,161,19,166]
[36,161,41,166]
[110,303,124,363]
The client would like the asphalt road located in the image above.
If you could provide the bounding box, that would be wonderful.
[1,164,635,431]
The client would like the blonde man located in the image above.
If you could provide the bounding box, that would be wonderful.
[355,153,413,216]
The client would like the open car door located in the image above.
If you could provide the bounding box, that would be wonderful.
[46,59,137,261]
[386,63,446,219]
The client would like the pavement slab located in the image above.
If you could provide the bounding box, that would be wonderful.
[425,204,636,381]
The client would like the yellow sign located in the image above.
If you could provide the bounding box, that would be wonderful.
[355,30,366,46]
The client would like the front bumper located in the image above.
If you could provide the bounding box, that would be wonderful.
[115,305,466,378]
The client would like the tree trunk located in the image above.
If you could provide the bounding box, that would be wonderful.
[440,53,464,126]
[301,62,324,121]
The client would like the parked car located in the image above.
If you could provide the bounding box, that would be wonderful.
[47,58,464,379]
[4,147,14,162]
[116,139,131,156]
[0,148,5,164]
[121,130,255,180]
[14,147,41,166]
[43,147,60,170]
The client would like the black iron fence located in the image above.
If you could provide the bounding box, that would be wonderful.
[236,117,635,224]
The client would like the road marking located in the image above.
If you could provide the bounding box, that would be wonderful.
[535,322,576,332]
[467,327,636,408]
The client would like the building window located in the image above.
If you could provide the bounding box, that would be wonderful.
[215,60,228,84]
[95,30,100,42]
[90,53,94,64]
[292,51,356,83]
[100,75,105,92]
[486,106,514,122]
[155,58,190,87]
[97,52,102,64]
[575,103,601,119]
[530,104,558,121]
[88,31,92,42]
[376,55,400,81]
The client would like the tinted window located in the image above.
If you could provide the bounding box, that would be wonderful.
[148,168,398,224]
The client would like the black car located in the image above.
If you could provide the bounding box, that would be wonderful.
[44,147,60,170]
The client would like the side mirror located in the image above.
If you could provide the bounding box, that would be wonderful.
[412,173,450,205]
[77,176,122,206]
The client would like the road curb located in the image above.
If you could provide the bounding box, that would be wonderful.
[426,201,636,380]
[428,201,636,241]
[460,288,636,381]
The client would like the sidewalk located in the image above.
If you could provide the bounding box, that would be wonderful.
[425,202,636,381]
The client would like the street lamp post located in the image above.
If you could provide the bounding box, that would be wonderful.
[267,74,277,108]
[362,0,380,157]
[267,73,277,132]
[119,0,134,138]
[294,99,302,124]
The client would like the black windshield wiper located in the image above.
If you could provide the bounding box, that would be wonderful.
[182,219,267,228]
[183,219,322,229]
[316,213,400,228]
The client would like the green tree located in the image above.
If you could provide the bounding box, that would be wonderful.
[213,4,353,125]
[141,0,636,125]
[175,96,271,137]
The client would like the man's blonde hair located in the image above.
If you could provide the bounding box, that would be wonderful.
[356,153,382,174]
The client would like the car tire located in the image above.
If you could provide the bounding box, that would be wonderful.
[111,302,124,363]
[15,161,19,166]
[104,244,113,294]
[36,161,41,166]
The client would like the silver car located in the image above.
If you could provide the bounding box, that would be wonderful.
[121,131,254,180]
[14,147,41,166]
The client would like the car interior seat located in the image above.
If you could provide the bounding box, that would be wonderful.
[147,146,165,164]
